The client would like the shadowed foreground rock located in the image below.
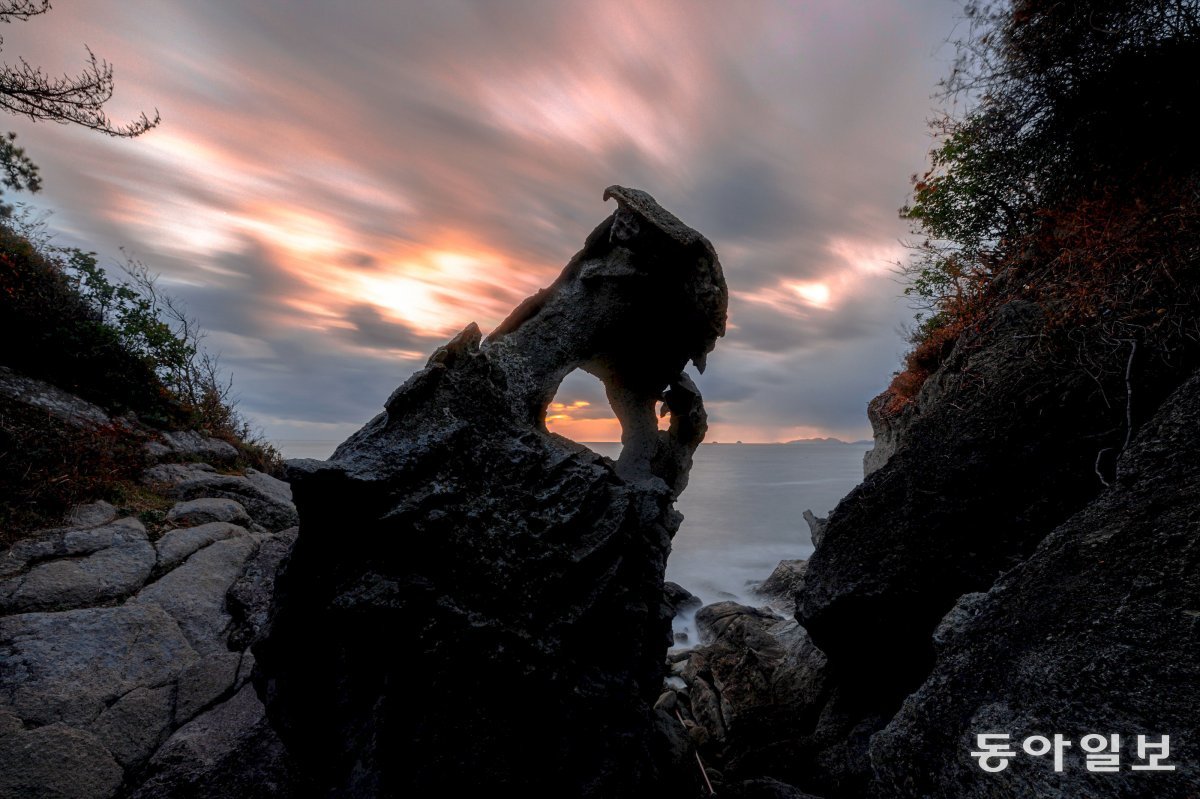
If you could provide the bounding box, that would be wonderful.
[869,367,1200,798]
[256,187,727,797]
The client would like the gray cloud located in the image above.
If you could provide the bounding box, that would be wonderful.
[5,0,961,444]
[342,304,444,352]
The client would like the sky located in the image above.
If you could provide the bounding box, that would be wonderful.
[3,0,964,447]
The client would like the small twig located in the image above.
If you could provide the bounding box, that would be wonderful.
[1121,339,1137,453]
[675,708,715,795]
[1095,447,1111,488]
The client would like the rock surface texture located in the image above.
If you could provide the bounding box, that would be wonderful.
[788,301,1190,795]
[256,186,727,797]
[0,435,307,799]
[869,368,1200,798]
[689,301,1200,798]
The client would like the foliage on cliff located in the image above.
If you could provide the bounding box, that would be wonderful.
[0,218,281,534]
[890,0,1200,412]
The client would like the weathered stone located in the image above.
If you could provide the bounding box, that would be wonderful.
[155,522,246,573]
[88,683,175,768]
[664,581,702,616]
[0,603,197,727]
[132,534,258,654]
[257,186,726,797]
[868,368,1200,799]
[225,527,297,650]
[672,604,832,790]
[171,474,297,532]
[0,708,21,736]
[166,497,251,528]
[802,510,827,549]
[65,500,118,529]
[176,651,242,725]
[142,461,218,487]
[0,366,114,430]
[234,650,255,689]
[243,469,292,506]
[861,390,901,477]
[689,677,728,743]
[0,722,123,799]
[144,430,239,464]
[754,560,807,611]
[695,602,780,645]
[0,519,154,613]
[130,683,309,799]
[1,516,142,580]
[1,534,60,579]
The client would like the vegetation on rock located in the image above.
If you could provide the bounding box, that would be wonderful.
[891,0,1200,413]
[0,219,282,537]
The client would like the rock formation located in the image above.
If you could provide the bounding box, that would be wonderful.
[0,405,306,798]
[791,300,1187,794]
[255,186,727,797]
[869,367,1200,798]
[677,298,1200,798]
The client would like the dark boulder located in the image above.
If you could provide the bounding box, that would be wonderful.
[665,580,703,616]
[255,186,727,797]
[868,368,1200,798]
[791,300,1186,793]
[672,602,832,791]
[754,559,807,611]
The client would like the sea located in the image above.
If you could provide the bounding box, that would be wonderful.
[276,438,870,643]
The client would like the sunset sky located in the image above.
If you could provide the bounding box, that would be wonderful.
[5,0,962,447]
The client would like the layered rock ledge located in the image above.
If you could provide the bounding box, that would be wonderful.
[0,437,305,799]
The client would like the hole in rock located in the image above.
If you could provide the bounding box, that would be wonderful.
[545,369,621,459]
[544,370,672,460]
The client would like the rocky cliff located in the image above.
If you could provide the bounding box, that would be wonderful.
[255,186,727,797]
[667,298,1200,798]
[0,372,307,799]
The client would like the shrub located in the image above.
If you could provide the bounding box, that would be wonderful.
[891,0,1200,409]
[0,218,282,534]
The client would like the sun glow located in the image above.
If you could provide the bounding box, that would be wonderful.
[792,282,831,307]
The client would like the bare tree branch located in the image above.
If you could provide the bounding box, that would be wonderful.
[0,46,159,137]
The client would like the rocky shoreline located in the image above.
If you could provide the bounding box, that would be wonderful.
[0,375,307,798]
[4,184,1200,798]
[5,351,1199,799]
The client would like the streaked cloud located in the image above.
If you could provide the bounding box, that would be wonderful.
[5,0,959,445]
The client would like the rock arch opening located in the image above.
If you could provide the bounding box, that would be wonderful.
[544,369,674,460]
[544,369,621,457]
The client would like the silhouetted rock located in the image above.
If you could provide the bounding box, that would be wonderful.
[671,602,831,791]
[868,368,1200,798]
[665,580,703,615]
[791,300,1164,793]
[755,559,807,611]
[256,186,727,797]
